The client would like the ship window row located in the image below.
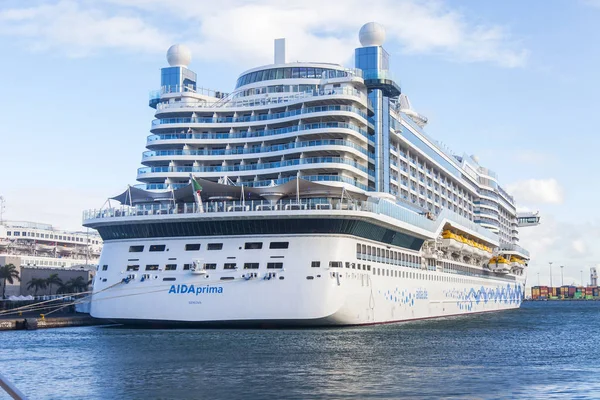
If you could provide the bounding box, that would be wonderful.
[370,265,516,284]
[236,67,352,88]
[125,262,286,271]
[356,243,422,268]
[128,242,289,253]
[4,231,100,244]
[391,139,477,198]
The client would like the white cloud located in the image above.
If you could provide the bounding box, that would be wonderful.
[506,178,564,205]
[0,0,528,67]
[571,239,587,255]
[0,0,171,57]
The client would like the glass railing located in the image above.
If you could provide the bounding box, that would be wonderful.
[142,139,373,159]
[152,104,367,126]
[134,175,370,192]
[499,243,530,257]
[155,87,368,110]
[138,157,373,175]
[147,122,372,143]
[84,185,498,243]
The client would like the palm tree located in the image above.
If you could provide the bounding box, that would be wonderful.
[56,281,73,295]
[0,264,20,299]
[69,276,87,293]
[26,278,47,296]
[46,274,62,295]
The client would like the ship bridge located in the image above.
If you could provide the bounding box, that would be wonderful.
[517,212,541,227]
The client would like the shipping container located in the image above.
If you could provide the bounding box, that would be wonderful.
[569,287,576,296]
[593,288,599,297]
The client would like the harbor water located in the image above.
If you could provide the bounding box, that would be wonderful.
[2,301,599,399]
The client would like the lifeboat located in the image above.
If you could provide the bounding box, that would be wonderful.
[0,239,10,248]
[36,243,56,252]
[57,246,74,255]
[489,256,511,274]
[441,230,464,251]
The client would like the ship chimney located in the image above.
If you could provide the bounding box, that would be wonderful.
[274,38,286,64]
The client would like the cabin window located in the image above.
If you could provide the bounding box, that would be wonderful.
[145,265,159,271]
[311,261,320,268]
[207,243,223,250]
[183,264,191,270]
[346,262,351,269]
[162,277,176,281]
[329,261,342,268]
[102,265,108,271]
[203,263,217,270]
[126,265,139,271]
[129,245,144,252]
[244,242,263,249]
[267,262,283,269]
[243,263,259,269]
[165,264,177,271]
[224,263,237,270]
[269,242,289,249]
[149,245,166,252]
[185,244,201,251]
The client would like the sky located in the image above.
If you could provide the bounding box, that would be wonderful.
[0,0,598,286]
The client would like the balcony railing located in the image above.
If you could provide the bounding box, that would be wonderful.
[147,122,372,143]
[134,175,371,192]
[154,87,369,109]
[151,104,368,127]
[137,157,373,176]
[142,139,374,159]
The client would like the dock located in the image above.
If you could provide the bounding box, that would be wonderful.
[0,315,102,331]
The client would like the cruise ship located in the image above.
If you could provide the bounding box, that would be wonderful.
[83,23,540,326]
[0,220,102,268]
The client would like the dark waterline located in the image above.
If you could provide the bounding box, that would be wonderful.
[2,302,599,399]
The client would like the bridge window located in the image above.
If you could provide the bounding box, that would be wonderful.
[267,263,283,269]
[244,263,259,269]
[224,263,237,270]
[269,242,289,249]
[203,263,217,270]
[102,265,108,271]
[311,261,320,268]
[183,264,191,270]
[185,244,201,251]
[149,245,166,252]
[329,261,342,268]
[207,243,223,250]
[145,265,159,271]
[165,264,177,271]
[126,265,139,271]
[245,242,263,249]
[129,245,144,252]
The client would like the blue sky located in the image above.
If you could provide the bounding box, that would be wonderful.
[0,0,598,285]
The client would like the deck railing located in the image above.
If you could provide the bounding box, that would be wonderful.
[83,197,498,243]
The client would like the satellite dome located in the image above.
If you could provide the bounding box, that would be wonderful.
[166,44,191,67]
[359,22,386,47]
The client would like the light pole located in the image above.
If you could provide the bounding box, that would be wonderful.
[581,270,584,287]
[549,262,553,287]
[560,265,564,286]
[537,272,540,286]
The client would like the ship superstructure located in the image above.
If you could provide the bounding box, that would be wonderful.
[0,220,102,268]
[83,23,538,326]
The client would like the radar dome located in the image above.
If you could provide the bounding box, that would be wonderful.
[359,22,386,47]
[167,44,191,67]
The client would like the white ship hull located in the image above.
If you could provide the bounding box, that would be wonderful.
[91,235,525,326]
